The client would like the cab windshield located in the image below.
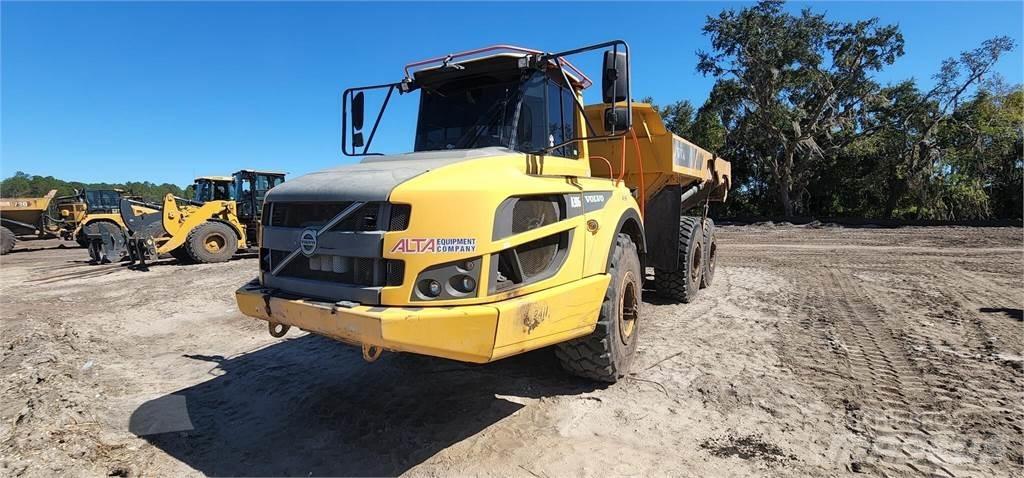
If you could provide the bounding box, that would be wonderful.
[413,70,579,158]
[84,190,120,214]
[194,181,232,202]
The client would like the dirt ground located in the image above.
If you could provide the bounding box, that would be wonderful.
[1,225,1021,477]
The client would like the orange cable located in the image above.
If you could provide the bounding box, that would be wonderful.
[630,128,646,217]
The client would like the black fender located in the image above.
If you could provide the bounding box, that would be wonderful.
[605,208,646,272]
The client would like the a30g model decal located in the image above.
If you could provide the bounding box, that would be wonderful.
[391,238,477,254]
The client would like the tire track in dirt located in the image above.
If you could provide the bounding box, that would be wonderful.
[885,263,1024,470]
[781,259,1001,477]
[826,270,967,478]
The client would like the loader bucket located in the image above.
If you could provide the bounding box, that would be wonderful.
[86,224,127,264]
[119,198,167,265]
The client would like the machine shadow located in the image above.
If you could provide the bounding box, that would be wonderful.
[130,334,602,476]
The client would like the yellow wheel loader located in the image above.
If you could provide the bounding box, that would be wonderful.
[89,171,285,265]
[235,41,730,382]
[49,189,139,247]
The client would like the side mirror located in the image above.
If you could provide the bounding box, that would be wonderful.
[351,91,365,148]
[602,50,628,104]
[352,91,365,131]
[604,107,630,133]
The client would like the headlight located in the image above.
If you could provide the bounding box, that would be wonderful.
[411,257,482,301]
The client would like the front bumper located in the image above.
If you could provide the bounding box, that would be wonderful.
[235,274,609,363]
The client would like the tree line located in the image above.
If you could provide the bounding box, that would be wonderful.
[0,171,194,202]
[650,0,1021,220]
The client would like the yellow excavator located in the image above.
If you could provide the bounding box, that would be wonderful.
[234,42,730,382]
[90,170,285,265]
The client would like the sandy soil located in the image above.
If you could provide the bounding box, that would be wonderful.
[1,225,1021,477]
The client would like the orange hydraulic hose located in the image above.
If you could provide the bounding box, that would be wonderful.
[630,128,646,217]
[616,134,627,186]
[591,156,614,180]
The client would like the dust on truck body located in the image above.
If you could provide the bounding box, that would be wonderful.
[236,41,730,381]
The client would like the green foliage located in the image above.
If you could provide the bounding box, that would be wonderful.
[0,171,193,202]
[686,0,1019,220]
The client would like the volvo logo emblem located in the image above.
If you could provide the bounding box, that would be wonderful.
[299,229,318,257]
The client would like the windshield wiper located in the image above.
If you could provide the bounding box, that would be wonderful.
[451,98,509,149]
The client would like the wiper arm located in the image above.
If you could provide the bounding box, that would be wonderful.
[452,99,507,149]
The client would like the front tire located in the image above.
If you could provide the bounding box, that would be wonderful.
[184,222,237,264]
[556,233,641,383]
[0,226,15,255]
[654,215,703,303]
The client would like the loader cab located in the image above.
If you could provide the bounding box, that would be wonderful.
[83,189,124,214]
[193,176,234,203]
[232,170,285,222]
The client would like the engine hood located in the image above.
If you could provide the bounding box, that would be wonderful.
[266,147,514,203]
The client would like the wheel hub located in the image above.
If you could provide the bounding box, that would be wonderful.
[619,272,639,343]
[690,242,703,282]
[204,234,225,253]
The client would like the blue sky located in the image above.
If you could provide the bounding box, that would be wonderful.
[2,1,1022,187]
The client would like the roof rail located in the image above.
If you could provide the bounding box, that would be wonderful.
[403,44,593,88]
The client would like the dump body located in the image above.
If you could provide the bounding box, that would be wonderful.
[585,103,730,205]
[0,190,59,236]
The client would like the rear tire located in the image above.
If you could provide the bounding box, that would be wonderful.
[184,222,237,264]
[556,233,641,383]
[654,215,703,303]
[0,226,15,255]
[169,247,194,264]
[700,218,716,289]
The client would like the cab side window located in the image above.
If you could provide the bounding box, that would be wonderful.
[548,81,578,159]
[516,72,578,158]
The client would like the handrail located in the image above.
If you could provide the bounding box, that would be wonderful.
[403,44,593,88]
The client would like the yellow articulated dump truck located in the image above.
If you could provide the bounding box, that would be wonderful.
[89,171,285,265]
[0,190,58,254]
[235,41,730,382]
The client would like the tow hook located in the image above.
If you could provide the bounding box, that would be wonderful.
[362,344,383,362]
[268,322,290,338]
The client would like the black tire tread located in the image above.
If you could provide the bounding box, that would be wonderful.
[555,233,640,382]
[0,226,15,255]
[654,215,703,303]
[184,221,237,264]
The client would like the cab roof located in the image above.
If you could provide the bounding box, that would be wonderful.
[408,45,590,89]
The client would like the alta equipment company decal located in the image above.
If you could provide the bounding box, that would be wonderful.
[390,238,476,254]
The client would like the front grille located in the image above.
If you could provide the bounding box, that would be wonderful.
[389,204,411,231]
[386,260,405,286]
[512,197,560,234]
[493,230,570,292]
[261,201,412,303]
[516,233,561,279]
[266,249,398,287]
[267,202,355,229]
[266,201,410,233]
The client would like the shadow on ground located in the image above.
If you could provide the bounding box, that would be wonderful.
[980,307,1023,322]
[130,334,601,476]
